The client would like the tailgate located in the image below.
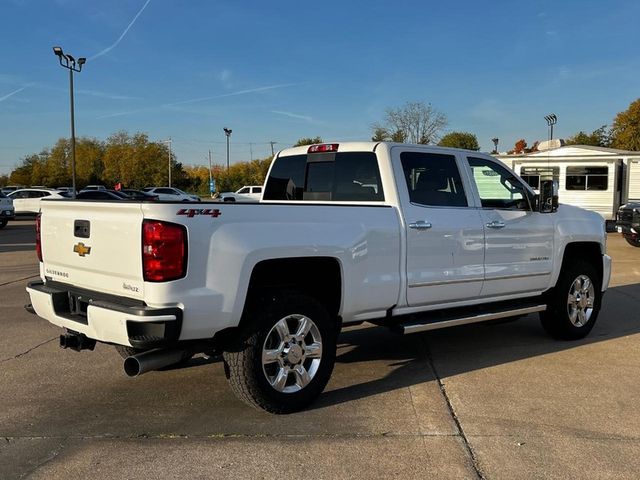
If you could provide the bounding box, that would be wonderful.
[40,200,145,299]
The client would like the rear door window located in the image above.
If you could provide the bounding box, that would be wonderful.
[400,152,467,207]
[263,151,384,201]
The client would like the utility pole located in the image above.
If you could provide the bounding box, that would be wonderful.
[269,141,277,156]
[249,142,253,161]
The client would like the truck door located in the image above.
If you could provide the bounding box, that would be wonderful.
[392,147,485,306]
[465,156,554,297]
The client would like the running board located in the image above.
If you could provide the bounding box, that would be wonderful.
[395,304,547,335]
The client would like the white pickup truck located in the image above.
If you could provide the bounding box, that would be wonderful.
[26,142,611,413]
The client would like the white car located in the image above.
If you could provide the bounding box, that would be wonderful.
[219,185,262,202]
[0,191,14,228]
[8,188,67,214]
[141,187,201,202]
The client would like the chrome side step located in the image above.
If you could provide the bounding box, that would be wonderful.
[397,304,547,335]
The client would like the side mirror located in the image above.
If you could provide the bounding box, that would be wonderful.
[539,179,558,213]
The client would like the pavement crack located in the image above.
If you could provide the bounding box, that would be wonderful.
[0,274,39,287]
[421,336,486,480]
[0,337,57,364]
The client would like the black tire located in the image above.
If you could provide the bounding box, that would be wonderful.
[0,219,6,229]
[540,259,601,340]
[223,292,337,414]
[624,236,640,247]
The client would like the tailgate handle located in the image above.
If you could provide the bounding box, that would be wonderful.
[74,220,91,238]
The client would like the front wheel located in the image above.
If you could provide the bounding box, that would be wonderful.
[223,293,337,413]
[0,219,6,229]
[540,259,601,340]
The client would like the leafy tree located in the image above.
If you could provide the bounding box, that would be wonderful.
[0,174,8,187]
[611,99,640,151]
[437,131,480,150]
[565,125,611,147]
[293,137,323,147]
[372,101,447,144]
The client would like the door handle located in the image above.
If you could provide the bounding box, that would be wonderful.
[409,220,432,230]
[486,220,506,229]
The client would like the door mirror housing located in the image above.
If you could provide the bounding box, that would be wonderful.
[538,179,558,213]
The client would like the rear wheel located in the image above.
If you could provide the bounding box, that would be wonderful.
[624,236,640,247]
[0,219,7,229]
[223,293,337,414]
[540,259,601,340]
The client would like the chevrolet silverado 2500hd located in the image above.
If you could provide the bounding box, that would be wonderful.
[26,142,611,413]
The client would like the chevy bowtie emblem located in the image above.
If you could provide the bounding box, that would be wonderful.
[73,242,92,257]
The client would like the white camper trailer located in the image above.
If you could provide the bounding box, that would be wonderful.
[499,144,640,220]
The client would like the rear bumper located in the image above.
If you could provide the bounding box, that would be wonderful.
[26,281,182,348]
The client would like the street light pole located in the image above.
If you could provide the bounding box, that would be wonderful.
[544,114,557,141]
[223,128,232,171]
[53,46,85,197]
[161,138,172,186]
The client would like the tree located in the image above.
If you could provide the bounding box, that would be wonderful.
[611,99,640,151]
[565,125,611,147]
[293,137,323,147]
[437,131,480,150]
[372,101,447,144]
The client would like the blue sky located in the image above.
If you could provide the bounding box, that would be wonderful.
[1,0,639,175]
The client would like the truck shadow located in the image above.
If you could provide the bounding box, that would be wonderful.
[312,283,640,410]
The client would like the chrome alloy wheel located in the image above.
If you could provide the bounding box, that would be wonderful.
[261,314,323,393]
[567,275,595,327]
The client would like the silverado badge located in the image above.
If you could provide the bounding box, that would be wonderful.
[73,242,92,257]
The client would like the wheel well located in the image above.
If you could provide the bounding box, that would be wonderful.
[561,242,603,284]
[243,257,342,322]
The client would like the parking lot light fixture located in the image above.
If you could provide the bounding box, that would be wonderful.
[544,114,558,141]
[491,138,499,154]
[52,46,85,198]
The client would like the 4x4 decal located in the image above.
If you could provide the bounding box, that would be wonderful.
[177,208,222,218]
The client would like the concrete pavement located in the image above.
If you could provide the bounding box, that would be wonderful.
[1,221,639,479]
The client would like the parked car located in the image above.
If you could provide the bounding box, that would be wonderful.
[0,191,15,228]
[80,185,107,192]
[75,190,131,200]
[218,185,263,202]
[8,188,67,214]
[141,187,201,202]
[121,189,159,201]
[0,185,24,195]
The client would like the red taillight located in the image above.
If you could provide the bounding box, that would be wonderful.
[308,143,339,153]
[35,213,43,262]
[142,220,187,282]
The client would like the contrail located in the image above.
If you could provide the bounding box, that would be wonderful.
[0,86,27,103]
[89,0,152,60]
[164,83,301,107]
[271,110,313,122]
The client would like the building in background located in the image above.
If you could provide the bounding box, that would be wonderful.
[497,141,640,219]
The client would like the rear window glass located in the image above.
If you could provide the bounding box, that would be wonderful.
[263,152,384,201]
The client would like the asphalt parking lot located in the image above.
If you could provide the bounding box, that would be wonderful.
[1,219,639,479]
